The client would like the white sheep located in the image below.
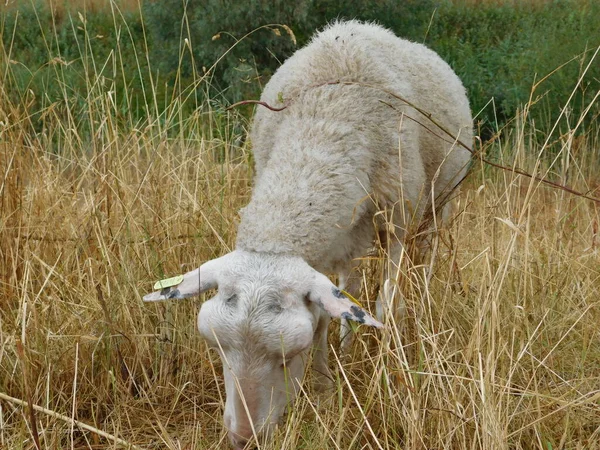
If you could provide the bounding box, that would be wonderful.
[143,20,472,449]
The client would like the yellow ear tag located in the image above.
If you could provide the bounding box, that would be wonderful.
[341,289,363,307]
[341,290,363,332]
[153,275,184,290]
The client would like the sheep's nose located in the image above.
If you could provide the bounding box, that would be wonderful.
[227,431,251,449]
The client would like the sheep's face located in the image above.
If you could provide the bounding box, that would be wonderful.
[197,253,318,448]
[198,255,319,447]
[142,250,382,449]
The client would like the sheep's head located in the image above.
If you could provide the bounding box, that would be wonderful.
[143,251,382,449]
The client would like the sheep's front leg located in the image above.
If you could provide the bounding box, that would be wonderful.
[376,242,406,325]
[312,312,332,392]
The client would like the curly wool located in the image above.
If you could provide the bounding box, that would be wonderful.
[237,20,473,273]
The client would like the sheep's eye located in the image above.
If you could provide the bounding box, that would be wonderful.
[224,294,237,305]
[268,303,283,314]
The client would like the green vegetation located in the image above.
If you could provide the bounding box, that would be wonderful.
[2,0,598,138]
[427,1,600,137]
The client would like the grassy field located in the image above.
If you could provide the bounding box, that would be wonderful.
[1,5,600,450]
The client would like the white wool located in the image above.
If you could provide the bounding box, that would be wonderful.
[237,20,472,275]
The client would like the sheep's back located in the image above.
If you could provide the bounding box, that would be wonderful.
[253,20,471,195]
[241,21,472,269]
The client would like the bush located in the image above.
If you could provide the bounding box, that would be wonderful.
[142,0,437,103]
[1,1,149,133]
[143,0,308,103]
[143,0,599,137]
[427,1,600,136]
[2,0,599,139]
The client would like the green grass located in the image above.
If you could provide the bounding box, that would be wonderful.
[2,0,599,137]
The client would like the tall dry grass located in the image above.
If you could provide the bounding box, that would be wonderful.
[1,7,600,450]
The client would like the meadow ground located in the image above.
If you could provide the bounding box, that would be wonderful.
[1,5,600,450]
[1,87,600,450]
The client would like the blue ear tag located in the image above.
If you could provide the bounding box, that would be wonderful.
[153,275,184,290]
[341,290,363,332]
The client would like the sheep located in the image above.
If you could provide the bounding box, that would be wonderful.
[143,20,472,449]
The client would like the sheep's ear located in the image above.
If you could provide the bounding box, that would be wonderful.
[143,253,233,302]
[307,272,383,328]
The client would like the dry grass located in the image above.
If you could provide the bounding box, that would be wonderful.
[1,9,600,450]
